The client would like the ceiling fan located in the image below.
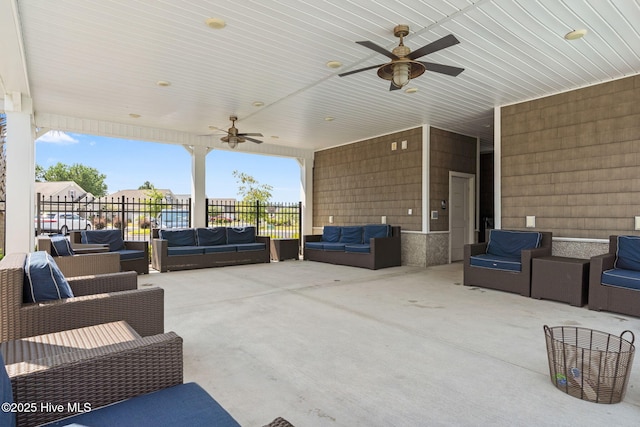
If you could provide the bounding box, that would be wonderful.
[339,25,464,91]
[218,115,263,148]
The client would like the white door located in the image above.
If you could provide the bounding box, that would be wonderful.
[450,176,469,261]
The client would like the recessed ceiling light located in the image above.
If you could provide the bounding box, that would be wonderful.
[205,17,226,30]
[324,117,335,121]
[129,113,141,118]
[271,135,279,139]
[405,87,418,94]
[252,101,264,107]
[156,80,171,87]
[326,61,342,69]
[564,29,587,40]
[208,125,219,130]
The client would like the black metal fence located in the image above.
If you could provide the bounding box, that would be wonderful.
[34,194,301,242]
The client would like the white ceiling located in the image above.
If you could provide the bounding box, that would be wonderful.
[2,0,640,155]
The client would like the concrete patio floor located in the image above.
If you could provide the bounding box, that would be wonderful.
[138,261,640,427]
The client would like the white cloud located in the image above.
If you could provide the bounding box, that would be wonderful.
[37,131,79,145]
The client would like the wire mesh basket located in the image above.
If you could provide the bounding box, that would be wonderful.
[544,325,635,403]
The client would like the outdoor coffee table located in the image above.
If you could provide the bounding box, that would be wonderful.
[270,238,299,261]
[531,256,590,307]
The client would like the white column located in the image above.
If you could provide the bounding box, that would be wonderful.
[297,156,314,236]
[183,145,210,228]
[4,92,35,254]
[494,106,501,230]
[422,125,430,233]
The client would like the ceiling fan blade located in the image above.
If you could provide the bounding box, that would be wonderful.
[338,63,385,77]
[407,34,460,60]
[244,137,263,144]
[389,82,401,91]
[356,41,399,60]
[238,133,263,137]
[418,61,464,76]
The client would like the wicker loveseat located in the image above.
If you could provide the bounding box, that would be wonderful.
[70,229,149,274]
[589,235,640,317]
[151,227,270,272]
[303,225,401,270]
[37,235,121,277]
[0,253,164,341]
[464,229,552,296]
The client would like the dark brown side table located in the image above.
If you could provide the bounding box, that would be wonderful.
[270,238,299,261]
[531,256,590,307]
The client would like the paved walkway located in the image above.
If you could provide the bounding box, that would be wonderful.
[139,261,640,426]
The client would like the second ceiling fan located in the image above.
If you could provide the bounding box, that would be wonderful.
[219,115,263,148]
[339,25,464,91]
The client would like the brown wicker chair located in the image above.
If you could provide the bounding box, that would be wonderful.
[70,230,150,274]
[589,235,640,317]
[37,236,121,277]
[0,253,164,341]
[463,231,552,296]
[2,321,182,426]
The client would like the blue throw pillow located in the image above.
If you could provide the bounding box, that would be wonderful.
[23,252,74,303]
[159,229,197,247]
[615,236,640,271]
[322,226,341,243]
[227,227,256,244]
[81,229,125,252]
[0,352,15,427]
[363,224,390,242]
[486,230,541,258]
[196,228,227,246]
[50,234,75,256]
[340,226,363,244]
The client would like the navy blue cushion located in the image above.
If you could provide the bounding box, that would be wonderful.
[196,227,227,246]
[322,226,341,243]
[41,382,241,427]
[227,227,256,244]
[82,229,125,252]
[23,252,74,303]
[159,229,197,247]
[601,268,640,290]
[323,242,346,251]
[117,249,145,260]
[469,253,522,272]
[340,226,363,244]
[50,234,74,256]
[486,230,541,258]
[305,241,324,250]
[345,244,371,253]
[202,245,237,254]
[0,353,15,427]
[615,236,640,271]
[363,224,390,242]
[167,246,205,256]
[235,243,266,252]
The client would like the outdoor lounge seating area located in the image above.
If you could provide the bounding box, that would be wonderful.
[70,230,150,275]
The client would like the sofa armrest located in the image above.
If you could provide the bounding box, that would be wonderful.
[256,235,270,245]
[151,238,169,272]
[9,331,182,427]
[18,287,164,339]
[54,252,121,278]
[68,270,138,295]
[304,234,323,244]
[466,242,488,258]
[124,240,149,253]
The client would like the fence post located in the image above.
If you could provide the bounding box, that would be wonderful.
[298,201,302,249]
[255,200,260,231]
[120,196,126,239]
[205,198,209,227]
[36,192,41,234]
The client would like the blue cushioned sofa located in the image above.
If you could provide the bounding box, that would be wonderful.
[151,227,270,272]
[589,235,640,317]
[70,229,149,274]
[303,225,401,270]
[464,229,552,296]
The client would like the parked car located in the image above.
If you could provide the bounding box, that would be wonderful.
[35,212,92,235]
[156,209,190,229]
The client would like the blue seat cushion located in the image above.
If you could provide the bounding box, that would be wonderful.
[117,249,146,260]
[81,229,125,252]
[601,268,640,290]
[304,241,324,250]
[469,253,522,272]
[235,243,266,252]
[202,245,237,254]
[167,246,205,256]
[322,226,341,243]
[23,251,74,303]
[345,244,371,253]
[322,242,346,251]
[340,226,363,244]
[196,227,227,246]
[159,229,197,247]
[615,236,640,271]
[227,227,256,244]
[363,224,390,242]
[0,353,15,427]
[486,230,541,258]
[50,234,75,256]
[41,382,241,427]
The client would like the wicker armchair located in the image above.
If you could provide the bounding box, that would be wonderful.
[0,253,164,341]
[2,321,182,426]
[70,230,150,275]
[37,236,121,277]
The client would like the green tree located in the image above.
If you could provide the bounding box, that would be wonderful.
[144,187,166,218]
[35,164,46,182]
[40,162,108,197]
[232,170,273,203]
[138,181,154,190]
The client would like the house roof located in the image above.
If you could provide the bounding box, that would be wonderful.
[107,189,175,201]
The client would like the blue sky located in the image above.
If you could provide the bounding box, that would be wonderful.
[36,132,301,202]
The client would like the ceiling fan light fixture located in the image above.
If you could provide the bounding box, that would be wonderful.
[205,17,226,30]
[392,62,410,88]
